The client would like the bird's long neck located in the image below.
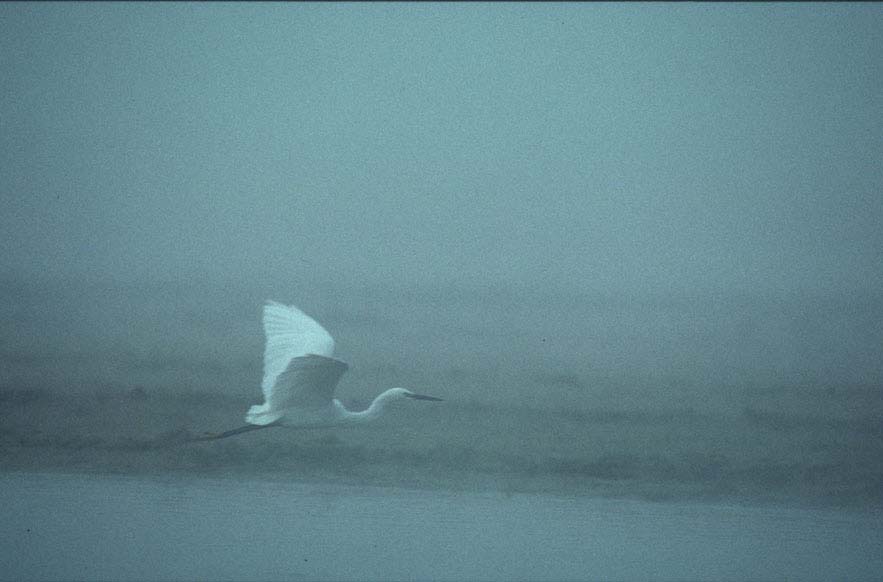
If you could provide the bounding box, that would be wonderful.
[337,389,398,423]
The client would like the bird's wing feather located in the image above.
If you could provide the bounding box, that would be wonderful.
[262,301,335,397]
[269,354,349,410]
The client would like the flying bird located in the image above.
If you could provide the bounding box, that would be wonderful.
[195,301,442,441]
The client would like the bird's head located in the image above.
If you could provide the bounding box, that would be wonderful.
[360,387,444,420]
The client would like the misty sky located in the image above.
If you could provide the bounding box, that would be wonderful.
[2,3,881,296]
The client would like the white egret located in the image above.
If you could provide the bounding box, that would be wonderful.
[196,301,442,441]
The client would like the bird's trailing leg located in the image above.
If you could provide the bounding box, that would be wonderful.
[190,423,279,442]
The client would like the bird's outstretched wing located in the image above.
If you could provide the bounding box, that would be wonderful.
[271,354,349,409]
[246,355,348,425]
[246,302,342,426]
[261,301,335,396]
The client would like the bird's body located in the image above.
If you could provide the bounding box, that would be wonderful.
[196,301,441,441]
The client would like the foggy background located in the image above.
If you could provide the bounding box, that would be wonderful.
[3,3,881,293]
[1,4,882,507]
